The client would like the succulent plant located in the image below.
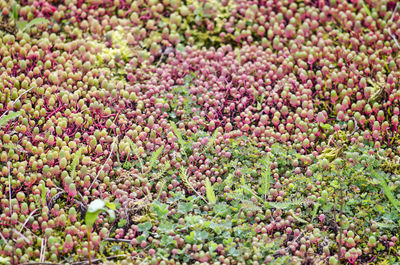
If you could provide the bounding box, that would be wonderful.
[1,0,400,263]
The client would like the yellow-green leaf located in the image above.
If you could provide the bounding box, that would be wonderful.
[205,177,217,204]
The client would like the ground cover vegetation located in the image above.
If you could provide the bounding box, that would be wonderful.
[0,0,400,264]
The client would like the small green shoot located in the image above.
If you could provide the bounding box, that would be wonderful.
[127,138,144,170]
[169,121,186,151]
[85,199,116,265]
[236,49,241,64]
[360,0,372,17]
[70,146,85,178]
[148,145,164,171]
[180,167,207,203]
[258,156,272,199]
[202,129,219,155]
[6,2,49,33]
[22,18,49,33]
[374,170,400,213]
[12,1,18,21]
[0,111,22,127]
[40,180,46,208]
[311,202,320,221]
[205,177,217,204]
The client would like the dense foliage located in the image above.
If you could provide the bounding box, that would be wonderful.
[0,0,400,264]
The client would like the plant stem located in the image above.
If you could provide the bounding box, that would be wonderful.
[337,187,345,265]
[87,229,92,265]
[8,163,16,265]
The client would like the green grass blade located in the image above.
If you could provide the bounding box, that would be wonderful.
[12,1,18,21]
[22,18,49,32]
[0,111,22,127]
[361,0,372,17]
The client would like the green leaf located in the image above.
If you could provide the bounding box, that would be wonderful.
[158,221,175,234]
[22,18,49,33]
[209,221,222,235]
[85,199,115,229]
[167,191,184,204]
[375,221,398,230]
[311,203,320,221]
[320,123,333,131]
[266,199,306,209]
[184,231,196,244]
[152,201,169,219]
[0,111,22,127]
[138,221,152,232]
[209,242,218,253]
[227,246,240,257]
[0,256,11,265]
[110,245,121,253]
[375,171,400,213]
[258,156,271,198]
[236,49,241,64]
[41,181,46,208]
[149,145,164,171]
[126,138,143,169]
[183,72,196,85]
[205,177,217,204]
[105,201,116,210]
[194,230,209,241]
[160,235,175,247]
[70,146,85,178]
[176,44,185,53]
[178,202,194,214]
[214,203,230,217]
[12,1,18,21]
[118,219,127,228]
[169,121,186,149]
[234,226,248,238]
[202,128,219,155]
[361,0,372,17]
[85,200,105,228]
[137,235,147,244]
[184,215,204,226]
[223,235,233,245]
[292,213,308,224]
